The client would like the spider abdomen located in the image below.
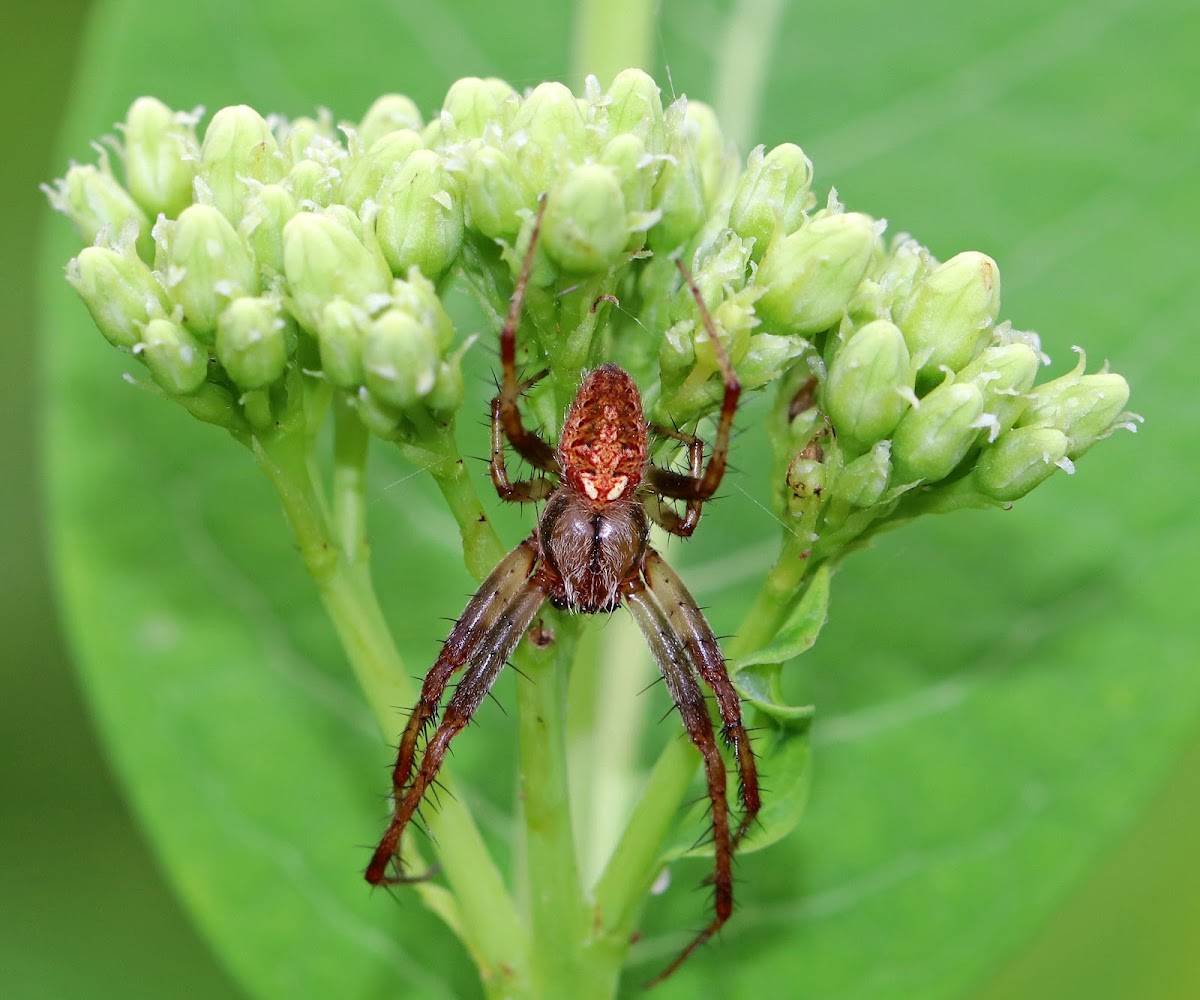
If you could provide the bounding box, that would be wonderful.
[539,488,648,613]
[557,363,649,507]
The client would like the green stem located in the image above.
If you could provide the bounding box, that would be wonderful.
[256,424,531,999]
[570,0,657,85]
[515,616,606,997]
[712,0,787,149]
[332,392,370,564]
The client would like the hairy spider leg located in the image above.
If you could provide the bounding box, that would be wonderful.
[622,568,737,987]
[644,260,741,504]
[491,370,557,504]
[642,548,760,844]
[495,195,560,475]
[365,537,546,884]
[642,422,705,536]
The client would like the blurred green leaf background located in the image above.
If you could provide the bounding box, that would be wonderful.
[6,0,1199,997]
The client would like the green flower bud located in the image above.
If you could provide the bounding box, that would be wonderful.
[738,333,809,390]
[958,342,1041,441]
[541,164,628,274]
[362,308,439,408]
[891,378,986,483]
[465,145,527,241]
[442,77,518,141]
[825,319,914,453]
[282,210,391,332]
[65,244,169,349]
[755,212,880,335]
[647,99,706,252]
[239,183,298,277]
[122,97,198,219]
[837,440,893,508]
[215,295,290,390]
[286,158,338,208]
[659,320,695,385]
[511,82,589,183]
[137,317,209,395]
[375,150,464,279]
[684,101,732,206]
[317,299,368,388]
[279,114,335,166]
[729,143,814,260]
[164,204,259,339]
[199,105,287,223]
[1018,352,1132,457]
[425,357,467,420]
[605,69,664,154]
[358,94,423,148]
[975,426,1071,502]
[896,251,1000,385]
[877,237,932,315]
[671,231,752,325]
[600,132,657,219]
[785,453,828,529]
[45,162,152,260]
[341,129,423,211]
[390,269,456,351]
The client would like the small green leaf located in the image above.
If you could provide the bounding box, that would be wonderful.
[734,562,833,669]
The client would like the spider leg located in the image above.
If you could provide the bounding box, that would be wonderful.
[643,424,705,536]
[645,260,741,503]
[643,548,760,843]
[496,195,560,475]
[365,536,547,884]
[491,381,557,504]
[622,563,741,985]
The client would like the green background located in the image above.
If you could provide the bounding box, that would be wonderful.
[6,0,1199,997]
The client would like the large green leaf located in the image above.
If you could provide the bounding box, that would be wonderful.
[41,1,1199,999]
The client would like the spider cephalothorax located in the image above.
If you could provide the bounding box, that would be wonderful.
[367,201,760,982]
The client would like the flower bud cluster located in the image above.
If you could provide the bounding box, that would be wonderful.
[47,74,1135,513]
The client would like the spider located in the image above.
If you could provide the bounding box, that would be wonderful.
[365,199,761,982]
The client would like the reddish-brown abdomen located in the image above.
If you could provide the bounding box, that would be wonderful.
[558,363,648,508]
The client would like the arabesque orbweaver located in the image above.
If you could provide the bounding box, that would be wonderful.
[366,198,760,982]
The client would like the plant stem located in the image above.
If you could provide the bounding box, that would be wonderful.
[331,392,370,564]
[570,0,657,86]
[255,424,532,998]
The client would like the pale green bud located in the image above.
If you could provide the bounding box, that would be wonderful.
[896,251,1000,385]
[511,82,589,180]
[199,105,287,223]
[317,299,368,388]
[279,114,335,166]
[975,426,1071,501]
[877,237,932,315]
[600,132,657,218]
[659,320,696,384]
[45,162,152,260]
[825,319,914,453]
[541,164,628,274]
[341,129,423,211]
[684,101,732,206]
[647,99,706,252]
[282,210,390,332]
[65,244,169,349]
[892,379,986,483]
[785,454,827,527]
[465,145,526,241]
[216,295,290,390]
[425,358,466,420]
[729,143,814,259]
[605,69,664,154]
[958,342,1041,441]
[362,309,439,408]
[122,97,198,219]
[358,95,423,148]
[389,269,455,351]
[755,212,880,335]
[671,231,752,325]
[164,204,259,340]
[286,158,338,208]
[442,76,518,140]
[738,333,808,390]
[238,183,298,277]
[837,440,892,508]
[137,317,209,395]
[375,150,464,279]
[1018,353,1132,457]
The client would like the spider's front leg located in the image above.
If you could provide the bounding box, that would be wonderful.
[365,537,550,885]
[622,547,761,985]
